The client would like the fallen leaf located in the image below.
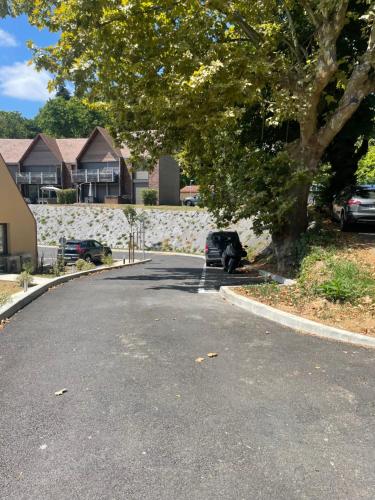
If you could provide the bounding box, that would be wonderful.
[265,330,271,335]
[154,318,160,321]
[54,388,67,396]
[207,352,218,358]
[195,357,205,363]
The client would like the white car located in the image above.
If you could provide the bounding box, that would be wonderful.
[183,195,200,206]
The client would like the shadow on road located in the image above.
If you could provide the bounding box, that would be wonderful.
[104,266,203,293]
[104,264,265,293]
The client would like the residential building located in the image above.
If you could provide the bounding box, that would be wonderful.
[0,153,38,272]
[0,127,180,205]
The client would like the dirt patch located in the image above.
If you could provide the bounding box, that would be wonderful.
[0,281,21,296]
[236,285,375,337]
[237,226,375,337]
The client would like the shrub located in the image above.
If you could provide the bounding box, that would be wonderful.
[57,189,76,204]
[75,259,95,271]
[317,260,375,303]
[0,292,10,306]
[142,189,158,205]
[17,271,34,289]
[51,258,65,277]
[102,254,114,266]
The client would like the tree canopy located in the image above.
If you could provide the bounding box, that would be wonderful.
[357,144,375,183]
[34,94,107,138]
[7,0,375,271]
[0,111,39,138]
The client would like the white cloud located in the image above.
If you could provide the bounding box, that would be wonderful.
[0,61,54,101]
[0,28,17,47]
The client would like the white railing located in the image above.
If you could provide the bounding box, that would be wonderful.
[16,172,58,185]
[71,167,120,183]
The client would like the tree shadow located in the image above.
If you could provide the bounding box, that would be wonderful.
[104,264,265,293]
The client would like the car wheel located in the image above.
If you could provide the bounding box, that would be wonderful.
[340,211,351,232]
[186,201,193,206]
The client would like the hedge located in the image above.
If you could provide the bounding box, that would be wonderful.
[57,188,76,204]
[142,188,158,205]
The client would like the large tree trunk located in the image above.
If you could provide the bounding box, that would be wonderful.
[271,181,310,276]
[271,143,321,275]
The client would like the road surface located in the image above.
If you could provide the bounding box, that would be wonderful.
[1,254,375,499]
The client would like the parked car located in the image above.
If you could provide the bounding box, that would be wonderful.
[183,195,200,206]
[58,239,112,263]
[205,231,245,266]
[332,185,375,230]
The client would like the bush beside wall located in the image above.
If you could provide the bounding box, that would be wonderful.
[57,189,76,204]
[142,189,158,205]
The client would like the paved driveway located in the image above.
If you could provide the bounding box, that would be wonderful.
[1,254,375,499]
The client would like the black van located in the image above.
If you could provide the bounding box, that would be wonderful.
[204,231,242,266]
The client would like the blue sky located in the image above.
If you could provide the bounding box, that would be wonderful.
[0,15,58,118]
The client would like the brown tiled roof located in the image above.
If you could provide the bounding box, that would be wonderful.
[180,185,199,194]
[0,138,32,163]
[56,138,87,163]
[0,129,135,164]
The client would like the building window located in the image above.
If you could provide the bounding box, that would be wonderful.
[0,224,8,255]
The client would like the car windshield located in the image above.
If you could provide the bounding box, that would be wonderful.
[354,188,375,199]
[211,232,238,244]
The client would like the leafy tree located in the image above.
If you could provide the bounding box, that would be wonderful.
[34,96,107,138]
[0,111,39,138]
[11,0,375,272]
[55,84,71,100]
[357,145,375,183]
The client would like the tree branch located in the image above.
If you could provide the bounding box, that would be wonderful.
[317,21,375,149]
[282,2,306,63]
[300,0,349,142]
[299,0,320,28]
[230,11,263,44]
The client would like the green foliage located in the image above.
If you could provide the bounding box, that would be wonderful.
[76,258,95,271]
[22,261,34,274]
[17,271,34,288]
[297,243,375,303]
[102,254,114,266]
[0,111,39,138]
[34,96,107,138]
[317,261,375,303]
[123,206,138,228]
[356,145,375,184]
[142,189,157,206]
[0,292,10,306]
[51,257,65,276]
[57,188,76,204]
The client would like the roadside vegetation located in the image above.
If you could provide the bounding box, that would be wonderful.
[241,221,375,335]
[0,281,22,306]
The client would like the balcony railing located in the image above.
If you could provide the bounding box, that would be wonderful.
[71,167,120,183]
[16,172,59,185]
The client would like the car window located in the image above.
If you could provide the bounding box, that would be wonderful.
[93,241,102,248]
[354,188,375,199]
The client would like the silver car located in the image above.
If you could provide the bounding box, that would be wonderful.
[332,185,375,230]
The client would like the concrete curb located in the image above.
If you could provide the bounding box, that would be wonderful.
[258,270,296,286]
[0,259,151,322]
[220,286,375,349]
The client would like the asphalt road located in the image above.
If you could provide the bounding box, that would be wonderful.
[1,254,375,499]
